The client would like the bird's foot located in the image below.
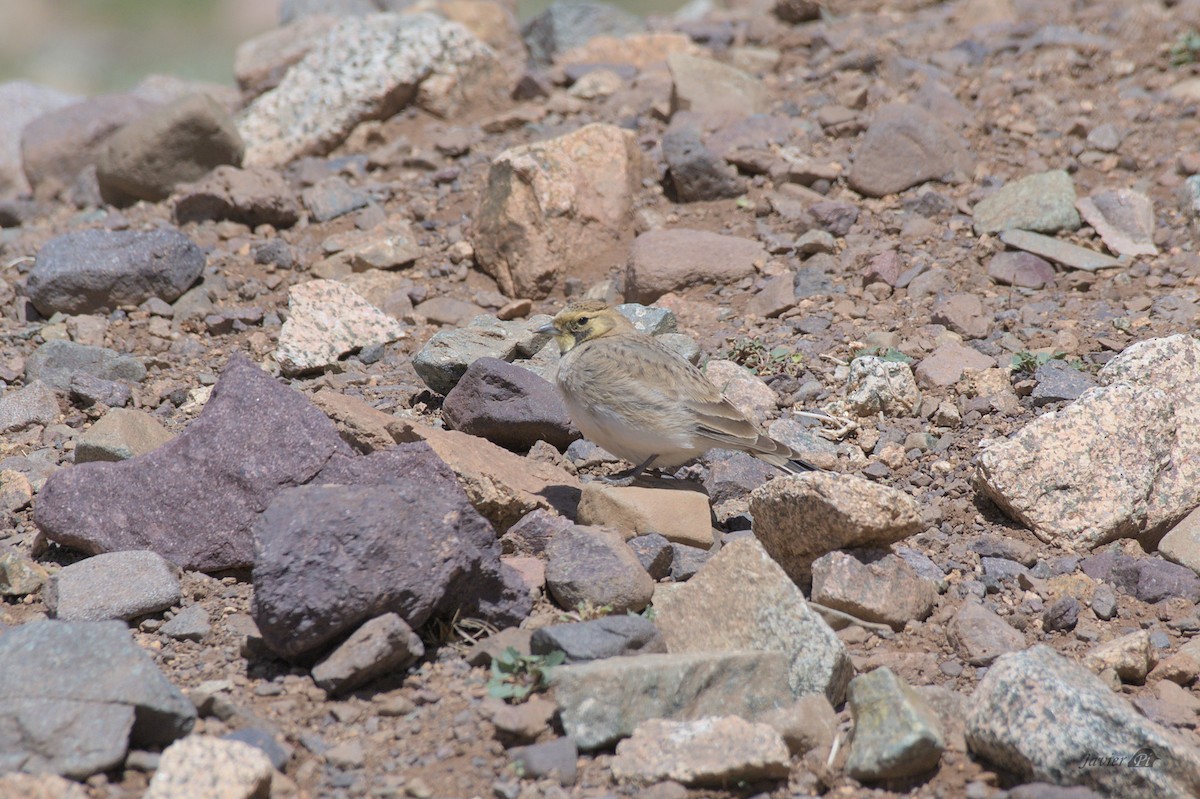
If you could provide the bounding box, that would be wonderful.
[599,473,638,487]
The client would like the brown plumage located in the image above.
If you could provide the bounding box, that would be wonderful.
[537,301,819,484]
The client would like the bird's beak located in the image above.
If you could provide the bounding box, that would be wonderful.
[534,321,558,335]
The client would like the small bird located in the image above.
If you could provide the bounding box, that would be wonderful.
[537,300,819,485]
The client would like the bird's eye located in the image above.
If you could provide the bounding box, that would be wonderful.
[576,316,590,326]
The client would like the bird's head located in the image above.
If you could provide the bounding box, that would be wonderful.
[536,301,631,353]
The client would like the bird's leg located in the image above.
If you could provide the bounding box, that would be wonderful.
[602,455,658,487]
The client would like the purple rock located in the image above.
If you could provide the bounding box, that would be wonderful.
[443,358,579,452]
[252,443,532,659]
[34,355,352,571]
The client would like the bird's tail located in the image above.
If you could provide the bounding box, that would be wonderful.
[745,433,823,474]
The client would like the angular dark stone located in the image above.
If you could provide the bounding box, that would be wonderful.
[1031,359,1096,406]
[702,450,777,505]
[626,532,673,580]
[1042,596,1079,633]
[1080,551,1200,604]
[35,355,352,571]
[500,508,575,556]
[662,122,745,203]
[26,228,205,316]
[26,340,145,392]
[530,614,667,664]
[442,358,579,452]
[68,372,132,408]
[670,543,712,581]
[252,443,532,659]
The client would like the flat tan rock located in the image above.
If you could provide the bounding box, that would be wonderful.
[576,480,712,547]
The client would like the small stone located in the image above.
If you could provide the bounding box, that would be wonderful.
[915,342,994,388]
[1083,629,1154,684]
[810,551,937,631]
[845,356,921,417]
[530,615,666,664]
[159,604,211,642]
[275,279,406,376]
[485,695,556,743]
[987,251,1057,289]
[509,737,578,786]
[998,229,1121,272]
[1042,596,1080,633]
[932,293,992,339]
[626,532,674,580]
[845,667,945,781]
[44,550,181,622]
[0,547,49,595]
[749,473,923,584]
[972,171,1080,234]
[544,525,654,614]
[848,103,974,197]
[27,228,205,316]
[550,650,793,750]
[0,381,61,434]
[612,717,789,786]
[1030,359,1096,406]
[75,408,174,463]
[626,229,764,304]
[1076,189,1156,258]
[311,613,425,696]
[947,603,1025,666]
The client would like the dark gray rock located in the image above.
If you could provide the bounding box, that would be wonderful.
[967,645,1200,798]
[1043,596,1080,633]
[0,381,60,434]
[25,340,145,392]
[35,355,352,571]
[68,372,132,408]
[810,200,860,237]
[626,532,673,580]
[1031,359,1097,406]
[301,175,370,222]
[988,251,1056,289]
[44,550,180,622]
[253,443,532,659]
[670,543,712,581]
[702,450,777,505]
[530,614,666,663]
[26,228,205,316]
[0,620,195,778]
[545,525,654,614]
[509,737,578,785]
[662,122,745,203]
[96,93,244,205]
[159,604,210,642]
[500,508,575,556]
[442,357,579,452]
[311,613,425,695]
[521,0,643,66]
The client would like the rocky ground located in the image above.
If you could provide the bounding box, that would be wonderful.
[3,0,1200,797]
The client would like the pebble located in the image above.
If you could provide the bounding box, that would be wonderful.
[845,667,945,781]
[44,550,181,622]
[972,170,1080,234]
[544,524,654,614]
